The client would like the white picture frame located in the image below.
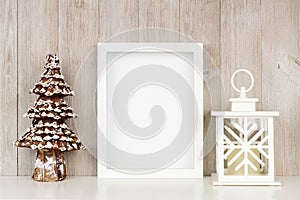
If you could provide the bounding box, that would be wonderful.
[97,43,203,178]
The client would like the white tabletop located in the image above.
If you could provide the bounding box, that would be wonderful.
[0,176,297,199]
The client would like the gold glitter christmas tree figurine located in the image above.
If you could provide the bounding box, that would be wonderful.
[14,54,86,182]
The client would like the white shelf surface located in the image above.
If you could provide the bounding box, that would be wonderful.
[0,176,299,199]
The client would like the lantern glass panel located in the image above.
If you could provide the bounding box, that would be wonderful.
[222,118,269,177]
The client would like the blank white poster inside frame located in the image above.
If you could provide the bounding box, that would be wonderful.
[97,43,203,178]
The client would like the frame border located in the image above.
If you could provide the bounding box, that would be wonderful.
[97,43,203,178]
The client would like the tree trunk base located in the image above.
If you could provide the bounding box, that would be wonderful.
[33,149,66,182]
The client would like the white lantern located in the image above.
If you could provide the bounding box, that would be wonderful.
[211,69,281,186]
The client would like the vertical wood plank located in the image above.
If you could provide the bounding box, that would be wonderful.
[139,0,179,29]
[139,0,179,41]
[221,0,262,108]
[99,0,139,42]
[180,0,221,176]
[58,0,98,176]
[18,0,58,175]
[261,0,300,175]
[0,0,17,175]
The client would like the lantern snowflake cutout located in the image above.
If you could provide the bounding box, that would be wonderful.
[14,54,86,182]
[211,69,281,186]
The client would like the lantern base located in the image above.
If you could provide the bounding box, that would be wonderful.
[32,149,66,182]
[211,173,281,186]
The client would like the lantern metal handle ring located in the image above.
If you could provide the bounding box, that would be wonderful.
[231,69,254,97]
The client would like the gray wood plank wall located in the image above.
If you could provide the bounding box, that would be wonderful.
[0,0,299,176]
